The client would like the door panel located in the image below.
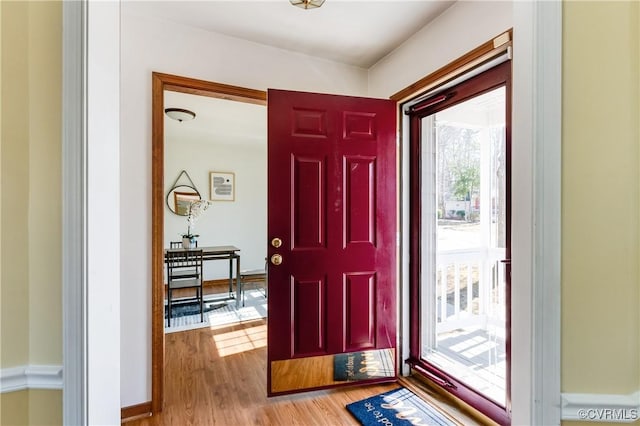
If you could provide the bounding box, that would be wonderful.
[292,276,326,356]
[292,108,327,137]
[345,272,376,350]
[292,156,326,249]
[268,89,397,395]
[344,156,376,246]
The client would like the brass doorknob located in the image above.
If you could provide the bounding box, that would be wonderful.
[271,237,283,248]
[271,254,283,266]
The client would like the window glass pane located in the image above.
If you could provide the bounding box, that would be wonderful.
[420,86,507,406]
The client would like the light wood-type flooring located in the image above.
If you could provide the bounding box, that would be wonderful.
[124,318,486,426]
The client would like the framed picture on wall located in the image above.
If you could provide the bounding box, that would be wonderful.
[210,171,235,201]
[174,191,201,215]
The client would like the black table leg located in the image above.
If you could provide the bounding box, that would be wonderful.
[228,255,233,296]
[236,254,241,309]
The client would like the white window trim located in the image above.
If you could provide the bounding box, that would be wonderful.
[512,1,562,425]
[62,1,87,424]
[63,1,121,425]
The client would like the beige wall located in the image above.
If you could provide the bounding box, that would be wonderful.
[0,390,61,426]
[28,390,62,426]
[26,0,62,366]
[1,391,28,426]
[562,1,640,425]
[1,0,30,370]
[0,1,62,424]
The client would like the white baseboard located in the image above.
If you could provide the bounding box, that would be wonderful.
[1,365,63,393]
[562,391,640,422]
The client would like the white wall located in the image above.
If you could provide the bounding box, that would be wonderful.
[165,137,267,279]
[367,1,513,98]
[120,11,369,406]
[88,1,121,423]
[163,92,268,279]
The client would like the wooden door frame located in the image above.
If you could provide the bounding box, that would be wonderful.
[151,72,266,413]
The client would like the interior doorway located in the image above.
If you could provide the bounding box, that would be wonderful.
[163,90,267,333]
[151,73,267,413]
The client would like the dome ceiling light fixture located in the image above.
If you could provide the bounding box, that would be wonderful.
[290,0,325,10]
[164,107,196,122]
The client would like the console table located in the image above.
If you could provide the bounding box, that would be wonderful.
[165,245,241,307]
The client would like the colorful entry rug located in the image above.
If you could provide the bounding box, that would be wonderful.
[164,289,267,333]
[347,387,457,426]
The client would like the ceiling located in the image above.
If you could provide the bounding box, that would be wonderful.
[147,1,457,146]
[124,0,455,68]
[164,91,266,146]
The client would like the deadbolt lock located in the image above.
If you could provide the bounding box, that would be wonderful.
[271,237,283,248]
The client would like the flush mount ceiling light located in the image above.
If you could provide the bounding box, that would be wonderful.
[290,0,325,10]
[164,108,196,122]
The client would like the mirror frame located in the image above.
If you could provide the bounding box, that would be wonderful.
[166,185,201,216]
[151,72,266,414]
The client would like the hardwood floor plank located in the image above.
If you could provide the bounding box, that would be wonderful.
[124,319,483,425]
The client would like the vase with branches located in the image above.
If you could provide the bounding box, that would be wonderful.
[181,199,212,248]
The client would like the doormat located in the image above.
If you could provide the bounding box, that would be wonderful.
[333,349,395,381]
[346,387,457,426]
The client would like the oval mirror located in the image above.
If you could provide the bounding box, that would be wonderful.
[166,185,201,216]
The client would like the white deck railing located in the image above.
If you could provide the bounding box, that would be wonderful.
[435,247,506,334]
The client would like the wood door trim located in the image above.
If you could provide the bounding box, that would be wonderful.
[121,401,152,423]
[155,72,267,105]
[150,72,266,417]
[390,29,512,103]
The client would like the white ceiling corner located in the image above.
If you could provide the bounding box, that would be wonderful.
[123,0,456,68]
[144,0,457,147]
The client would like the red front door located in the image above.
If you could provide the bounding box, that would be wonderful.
[267,89,397,395]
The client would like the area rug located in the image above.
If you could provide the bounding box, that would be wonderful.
[165,300,227,319]
[164,289,267,333]
[347,387,457,426]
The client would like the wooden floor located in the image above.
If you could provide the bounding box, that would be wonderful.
[124,319,485,426]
